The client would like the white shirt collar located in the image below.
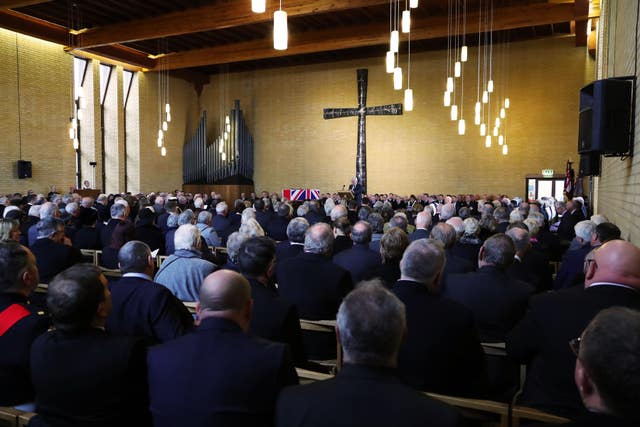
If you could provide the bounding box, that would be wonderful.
[122,272,153,281]
[587,282,638,292]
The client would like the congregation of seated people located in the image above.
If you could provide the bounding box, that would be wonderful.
[0,189,639,427]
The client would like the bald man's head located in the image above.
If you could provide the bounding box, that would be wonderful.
[415,211,432,230]
[586,240,640,290]
[198,270,252,330]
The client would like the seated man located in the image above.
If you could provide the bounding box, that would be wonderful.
[30,264,150,427]
[106,241,193,343]
[507,240,640,419]
[0,241,48,407]
[276,281,462,427]
[410,210,432,242]
[237,237,306,366]
[266,203,291,242]
[331,217,352,255]
[276,217,309,262]
[154,224,217,301]
[333,221,382,284]
[553,307,640,427]
[30,217,83,283]
[444,234,534,342]
[392,239,488,397]
[147,270,298,427]
[554,220,597,289]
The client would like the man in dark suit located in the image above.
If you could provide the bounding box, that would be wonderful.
[134,207,165,255]
[276,217,309,263]
[506,240,640,419]
[331,217,352,255]
[147,269,298,427]
[348,176,364,206]
[267,203,292,242]
[303,201,327,226]
[253,198,272,231]
[333,221,381,284]
[556,199,585,244]
[30,264,150,427]
[409,210,432,242]
[430,223,475,288]
[554,220,597,289]
[391,239,488,397]
[211,201,231,245]
[276,281,462,427]
[277,222,353,359]
[106,241,193,343]
[238,237,306,366]
[506,227,553,293]
[100,201,131,248]
[30,217,83,284]
[0,241,48,407]
[444,234,534,342]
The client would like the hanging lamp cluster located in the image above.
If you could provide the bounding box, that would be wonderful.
[156,40,171,157]
[386,0,419,111]
[251,0,288,51]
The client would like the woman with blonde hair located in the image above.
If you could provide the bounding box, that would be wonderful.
[0,219,21,242]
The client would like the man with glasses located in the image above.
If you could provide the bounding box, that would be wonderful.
[507,240,640,419]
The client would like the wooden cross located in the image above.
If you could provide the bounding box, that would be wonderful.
[323,68,403,193]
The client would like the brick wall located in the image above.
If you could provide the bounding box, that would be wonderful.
[596,0,640,244]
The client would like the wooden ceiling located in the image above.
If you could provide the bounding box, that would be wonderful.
[0,0,597,77]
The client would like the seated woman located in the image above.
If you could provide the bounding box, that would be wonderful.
[0,218,21,242]
[364,227,409,288]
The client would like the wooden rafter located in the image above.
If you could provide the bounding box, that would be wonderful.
[1,0,53,9]
[155,2,588,71]
[76,0,393,49]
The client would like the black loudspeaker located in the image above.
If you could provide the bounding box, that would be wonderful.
[17,160,32,179]
[579,152,601,176]
[578,78,633,155]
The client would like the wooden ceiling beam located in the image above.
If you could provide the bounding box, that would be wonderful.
[76,0,392,49]
[156,2,586,71]
[1,0,53,9]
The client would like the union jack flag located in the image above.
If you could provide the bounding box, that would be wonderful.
[282,189,321,201]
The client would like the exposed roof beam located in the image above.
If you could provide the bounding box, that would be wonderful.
[156,2,588,71]
[76,0,392,49]
[1,0,53,9]
[0,10,155,70]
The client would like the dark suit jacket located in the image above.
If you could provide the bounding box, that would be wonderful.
[553,243,593,290]
[276,364,463,427]
[72,226,101,250]
[99,218,124,248]
[409,228,430,242]
[147,317,298,427]
[348,183,364,206]
[506,284,640,418]
[276,241,304,263]
[332,235,352,255]
[363,260,401,288]
[267,216,290,242]
[303,211,326,226]
[557,210,585,242]
[30,329,150,427]
[444,265,534,342]
[30,238,84,284]
[135,224,165,254]
[247,277,306,365]
[333,243,382,284]
[106,275,194,343]
[211,214,231,244]
[391,280,488,397]
[255,210,272,231]
[508,251,553,293]
[0,293,49,406]
[451,240,482,265]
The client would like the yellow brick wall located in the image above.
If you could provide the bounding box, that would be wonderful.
[0,29,76,194]
[596,0,640,244]
[199,36,593,196]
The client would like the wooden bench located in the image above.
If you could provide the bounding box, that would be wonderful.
[511,405,569,426]
[80,249,100,266]
[299,319,341,372]
[295,368,333,385]
[156,255,169,268]
[16,412,35,427]
[426,392,510,427]
[0,407,21,427]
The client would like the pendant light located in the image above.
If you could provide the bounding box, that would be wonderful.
[273,1,288,51]
[251,0,266,13]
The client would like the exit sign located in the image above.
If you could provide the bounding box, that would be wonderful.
[542,169,554,177]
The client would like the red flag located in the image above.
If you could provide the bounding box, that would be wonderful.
[564,160,575,200]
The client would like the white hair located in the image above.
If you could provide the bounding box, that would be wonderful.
[216,201,227,214]
[174,224,201,251]
[238,218,265,238]
[324,198,336,216]
[590,214,609,225]
[330,205,348,222]
[28,205,41,218]
[193,197,204,209]
[65,202,79,215]
[575,220,596,242]
[3,206,19,218]
[241,208,256,224]
[115,198,129,208]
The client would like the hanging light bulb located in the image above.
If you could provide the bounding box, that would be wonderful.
[273,10,288,50]
[76,109,83,121]
[157,137,163,147]
[78,96,87,110]
[488,79,494,93]
[500,107,506,119]
[502,144,508,155]
[76,86,85,99]
[461,46,468,62]
[475,101,481,114]
[390,30,399,53]
[504,98,510,109]
[251,0,266,13]
[480,123,486,136]
[73,138,79,150]
[404,89,414,111]
[386,51,395,73]
[444,91,451,107]
[162,121,168,132]
[393,67,403,90]
[166,111,172,122]
[450,105,458,121]
[161,146,167,157]
[454,61,461,78]
[158,129,164,139]
[165,103,171,114]
[458,119,466,135]
[493,126,499,136]
[498,135,504,145]
[410,0,418,7]
[401,10,411,33]
[485,135,492,147]
[474,111,481,125]
[495,117,501,127]
[446,77,454,92]
[482,90,488,103]
[68,126,75,140]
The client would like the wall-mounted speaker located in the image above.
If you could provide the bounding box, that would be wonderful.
[578,78,634,155]
[579,152,601,176]
[17,160,32,179]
